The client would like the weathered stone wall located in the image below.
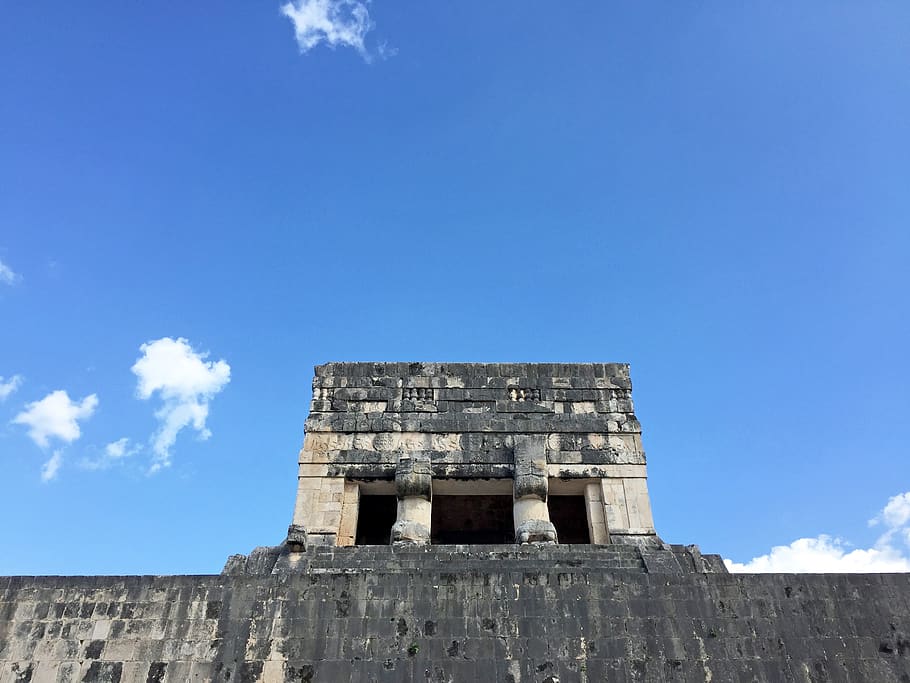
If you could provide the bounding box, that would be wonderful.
[307,362,639,434]
[3,547,910,682]
[295,363,656,547]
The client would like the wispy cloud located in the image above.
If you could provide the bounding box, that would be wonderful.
[12,390,98,481]
[0,375,23,401]
[80,437,141,471]
[726,491,910,572]
[105,437,135,459]
[281,0,378,60]
[41,451,63,482]
[131,337,231,473]
[0,259,20,285]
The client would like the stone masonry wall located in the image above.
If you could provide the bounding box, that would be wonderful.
[294,363,656,546]
[3,547,910,682]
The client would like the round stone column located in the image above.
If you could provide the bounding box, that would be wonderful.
[391,454,432,545]
[513,435,558,544]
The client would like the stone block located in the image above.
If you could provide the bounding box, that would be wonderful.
[515,519,558,545]
[602,479,630,532]
[337,483,360,547]
[514,461,548,500]
[395,457,432,501]
[391,520,431,546]
[623,478,655,532]
[286,524,307,551]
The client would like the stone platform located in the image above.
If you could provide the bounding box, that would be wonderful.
[2,546,910,682]
[223,543,729,577]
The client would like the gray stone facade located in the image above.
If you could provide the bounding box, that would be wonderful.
[292,363,656,549]
[3,555,910,681]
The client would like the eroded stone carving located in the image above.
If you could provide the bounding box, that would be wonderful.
[508,387,541,402]
[390,519,431,545]
[396,456,432,500]
[286,524,307,552]
[512,435,557,545]
[403,387,434,401]
[373,433,399,451]
[392,455,432,545]
[515,519,558,544]
[514,460,548,500]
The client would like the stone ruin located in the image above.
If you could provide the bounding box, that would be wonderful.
[2,363,909,682]
[291,362,662,551]
[225,362,725,577]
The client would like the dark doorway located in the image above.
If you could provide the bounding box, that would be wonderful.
[355,495,397,545]
[548,495,590,544]
[431,495,514,544]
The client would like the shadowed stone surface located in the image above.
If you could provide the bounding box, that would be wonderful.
[2,547,910,682]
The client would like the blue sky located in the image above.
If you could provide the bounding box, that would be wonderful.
[1,1,908,575]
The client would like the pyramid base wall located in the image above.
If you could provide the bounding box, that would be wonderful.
[2,547,910,682]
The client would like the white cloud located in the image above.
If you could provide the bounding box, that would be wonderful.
[41,450,63,482]
[131,337,230,472]
[80,437,140,471]
[0,375,23,401]
[726,491,910,573]
[281,0,375,59]
[12,390,98,448]
[872,492,910,529]
[0,259,19,285]
[105,437,133,459]
[725,535,910,573]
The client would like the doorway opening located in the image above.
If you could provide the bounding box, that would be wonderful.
[431,494,514,544]
[355,494,397,545]
[548,495,591,544]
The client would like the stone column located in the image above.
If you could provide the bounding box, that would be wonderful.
[288,473,344,549]
[337,482,360,547]
[584,482,610,544]
[513,435,558,544]
[391,454,432,545]
[601,477,658,546]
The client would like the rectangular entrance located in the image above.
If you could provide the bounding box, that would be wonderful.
[431,494,514,545]
[548,495,591,544]
[355,494,397,545]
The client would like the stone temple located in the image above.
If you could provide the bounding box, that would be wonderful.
[284,362,663,553]
[2,363,910,682]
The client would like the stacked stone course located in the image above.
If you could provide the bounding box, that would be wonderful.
[293,363,656,550]
[3,564,910,681]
